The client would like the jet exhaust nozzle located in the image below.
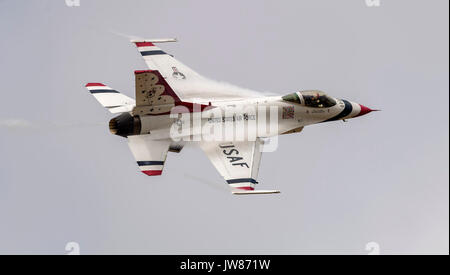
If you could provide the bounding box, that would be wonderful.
[109,113,141,137]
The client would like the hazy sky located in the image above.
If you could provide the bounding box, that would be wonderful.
[0,0,448,254]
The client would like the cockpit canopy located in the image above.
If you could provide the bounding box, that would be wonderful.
[282,90,337,108]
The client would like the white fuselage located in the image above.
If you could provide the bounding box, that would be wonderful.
[137,95,363,142]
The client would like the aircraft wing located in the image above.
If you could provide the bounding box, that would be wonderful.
[199,139,280,195]
[127,135,171,176]
[131,39,263,101]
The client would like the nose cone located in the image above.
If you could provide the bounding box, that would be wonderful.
[356,104,377,117]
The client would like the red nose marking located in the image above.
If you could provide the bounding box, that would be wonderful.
[356,104,377,117]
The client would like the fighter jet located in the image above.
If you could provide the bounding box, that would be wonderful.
[84,39,377,195]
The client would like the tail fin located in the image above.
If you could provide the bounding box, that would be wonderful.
[133,70,210,115]
[84,83,135,113]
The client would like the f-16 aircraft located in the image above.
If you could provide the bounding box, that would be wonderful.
[85,39,377,195]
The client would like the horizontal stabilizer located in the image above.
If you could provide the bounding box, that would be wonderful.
[84,83,135,113]
[127,135,171,176]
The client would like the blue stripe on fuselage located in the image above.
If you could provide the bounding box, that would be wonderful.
[323,99,353,122]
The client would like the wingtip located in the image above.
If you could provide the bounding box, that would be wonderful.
[133,41,154,47]
[232,190,281,195]
[85,83,106,88]
[130,38,178,44]
[142,170,163,176]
